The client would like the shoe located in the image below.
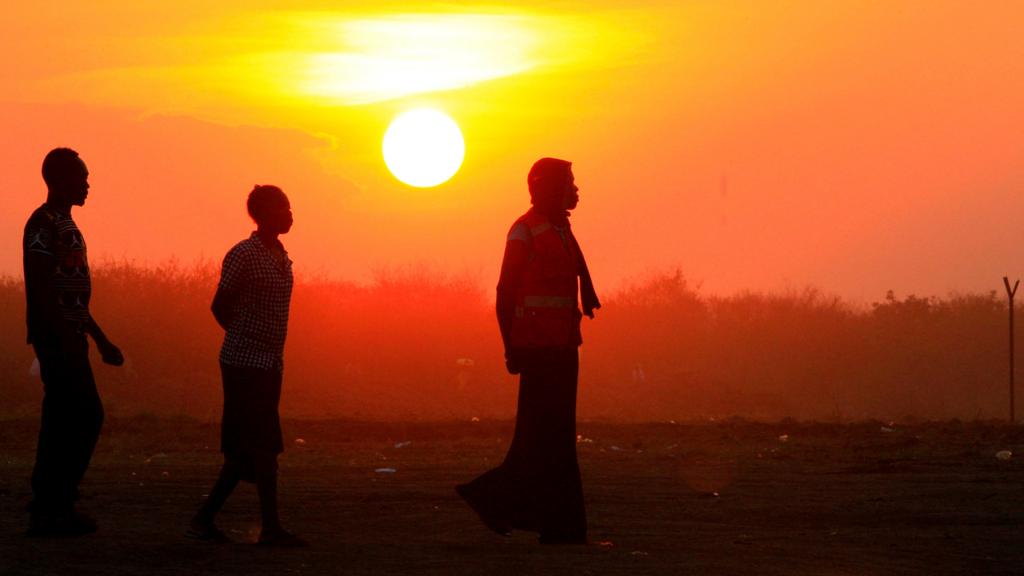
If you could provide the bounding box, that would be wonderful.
[455,484,512,537]
[256,528,308,548]
[186,517,232,543]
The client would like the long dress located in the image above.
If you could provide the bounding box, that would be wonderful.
[457,211,588,543]
[457,348,586,541]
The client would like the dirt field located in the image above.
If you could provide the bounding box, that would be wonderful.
[2,417,1024,575]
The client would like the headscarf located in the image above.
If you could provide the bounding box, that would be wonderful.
[527,157,573,225]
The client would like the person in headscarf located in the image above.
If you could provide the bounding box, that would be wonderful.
[457,157,599,545]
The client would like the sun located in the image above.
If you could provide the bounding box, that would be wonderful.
[383,108,465,187]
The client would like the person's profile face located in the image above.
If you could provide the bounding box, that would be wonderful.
[260,192,293,235]
[561,168,579,211]
[66,158,90,206]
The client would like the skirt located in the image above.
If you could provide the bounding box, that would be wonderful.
[220,362,284,458]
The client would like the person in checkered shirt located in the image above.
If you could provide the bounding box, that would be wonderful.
[189,185,306,547]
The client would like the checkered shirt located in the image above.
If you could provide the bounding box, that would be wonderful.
[218,232,293,372]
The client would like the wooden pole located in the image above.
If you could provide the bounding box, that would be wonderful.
[1004,277,1019,423]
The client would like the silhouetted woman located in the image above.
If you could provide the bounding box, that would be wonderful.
[189,185,305,547]
[457,158,600,544]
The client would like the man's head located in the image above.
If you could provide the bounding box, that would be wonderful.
[42,147,89,206]
[528,157,578,211]
[247,185,293,234]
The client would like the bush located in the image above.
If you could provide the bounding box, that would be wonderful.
[0,264,1012,421]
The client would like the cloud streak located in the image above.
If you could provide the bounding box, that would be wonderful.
[36,8,650,115]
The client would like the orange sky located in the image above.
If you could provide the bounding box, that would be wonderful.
[3,1,1023,301]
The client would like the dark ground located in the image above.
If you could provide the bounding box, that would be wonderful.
[2,417,1024,575]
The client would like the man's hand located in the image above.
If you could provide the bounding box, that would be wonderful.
[84,319,124,366]
[97,339,124,366]
[505,347,527,375]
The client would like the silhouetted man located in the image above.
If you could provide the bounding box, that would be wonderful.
[457,157,600,544]
[189,185,306,547]
[23,147,124,537]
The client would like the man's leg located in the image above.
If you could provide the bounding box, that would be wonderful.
[66,354,103,503]
[29,342,98,536]
[30,382,68,517]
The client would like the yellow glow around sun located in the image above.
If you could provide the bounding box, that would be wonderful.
[40,9,651,114]
[383,108,465,187]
